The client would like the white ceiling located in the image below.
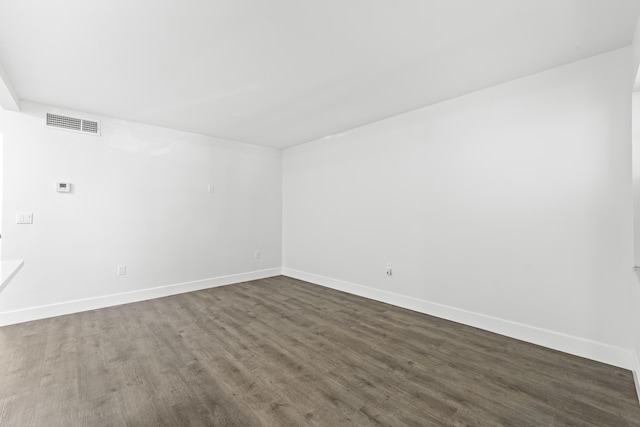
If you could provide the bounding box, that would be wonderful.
[0,0,639,149]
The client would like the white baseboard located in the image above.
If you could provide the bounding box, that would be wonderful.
[633,351,640,405]
[282,268,634,370]
[0,268,282,327]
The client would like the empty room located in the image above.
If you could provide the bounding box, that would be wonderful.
[2,0,640,425]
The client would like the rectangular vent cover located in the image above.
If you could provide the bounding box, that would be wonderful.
[45,113,100,135]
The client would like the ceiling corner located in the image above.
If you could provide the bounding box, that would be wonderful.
[0,58,20,112]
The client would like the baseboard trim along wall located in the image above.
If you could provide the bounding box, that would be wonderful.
[282,268,634,370]
[633,352,640,405]
[0,268,282,327]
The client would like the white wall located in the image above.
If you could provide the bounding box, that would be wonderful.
[0,132,3,259]
[283,47,635,368]
[633,92,640,268]
[633,15,640,91]
[632,14,640,394]
[632,91,640,383]
[0,102,282,323]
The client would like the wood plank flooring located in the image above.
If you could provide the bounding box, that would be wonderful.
[0,275,638,426]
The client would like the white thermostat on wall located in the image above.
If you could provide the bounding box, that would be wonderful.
[56,182,71,193]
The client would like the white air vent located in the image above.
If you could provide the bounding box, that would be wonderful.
[45,113,100,136]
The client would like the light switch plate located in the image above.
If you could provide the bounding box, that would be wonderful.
[16,212,33,224]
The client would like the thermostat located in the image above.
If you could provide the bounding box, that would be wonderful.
[56,182,71,193]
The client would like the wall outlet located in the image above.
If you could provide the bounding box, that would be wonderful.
[117,265,127,275]
[386,263,393,276]
[208,184,215,193]
[254,250,261,259]
[56,182,72,193]
[16,212,33,224]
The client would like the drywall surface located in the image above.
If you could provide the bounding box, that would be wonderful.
[283,48,634,366]
[0,102,282,321]
[634,92,640,268]
[631,15,640,397]
[633,15,640,90]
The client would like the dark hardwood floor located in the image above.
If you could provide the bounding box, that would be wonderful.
[0,275,638,426]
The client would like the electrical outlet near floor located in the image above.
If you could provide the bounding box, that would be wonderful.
[386,263,392,276]
[117,265,127,276]
[254,250,261,259]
